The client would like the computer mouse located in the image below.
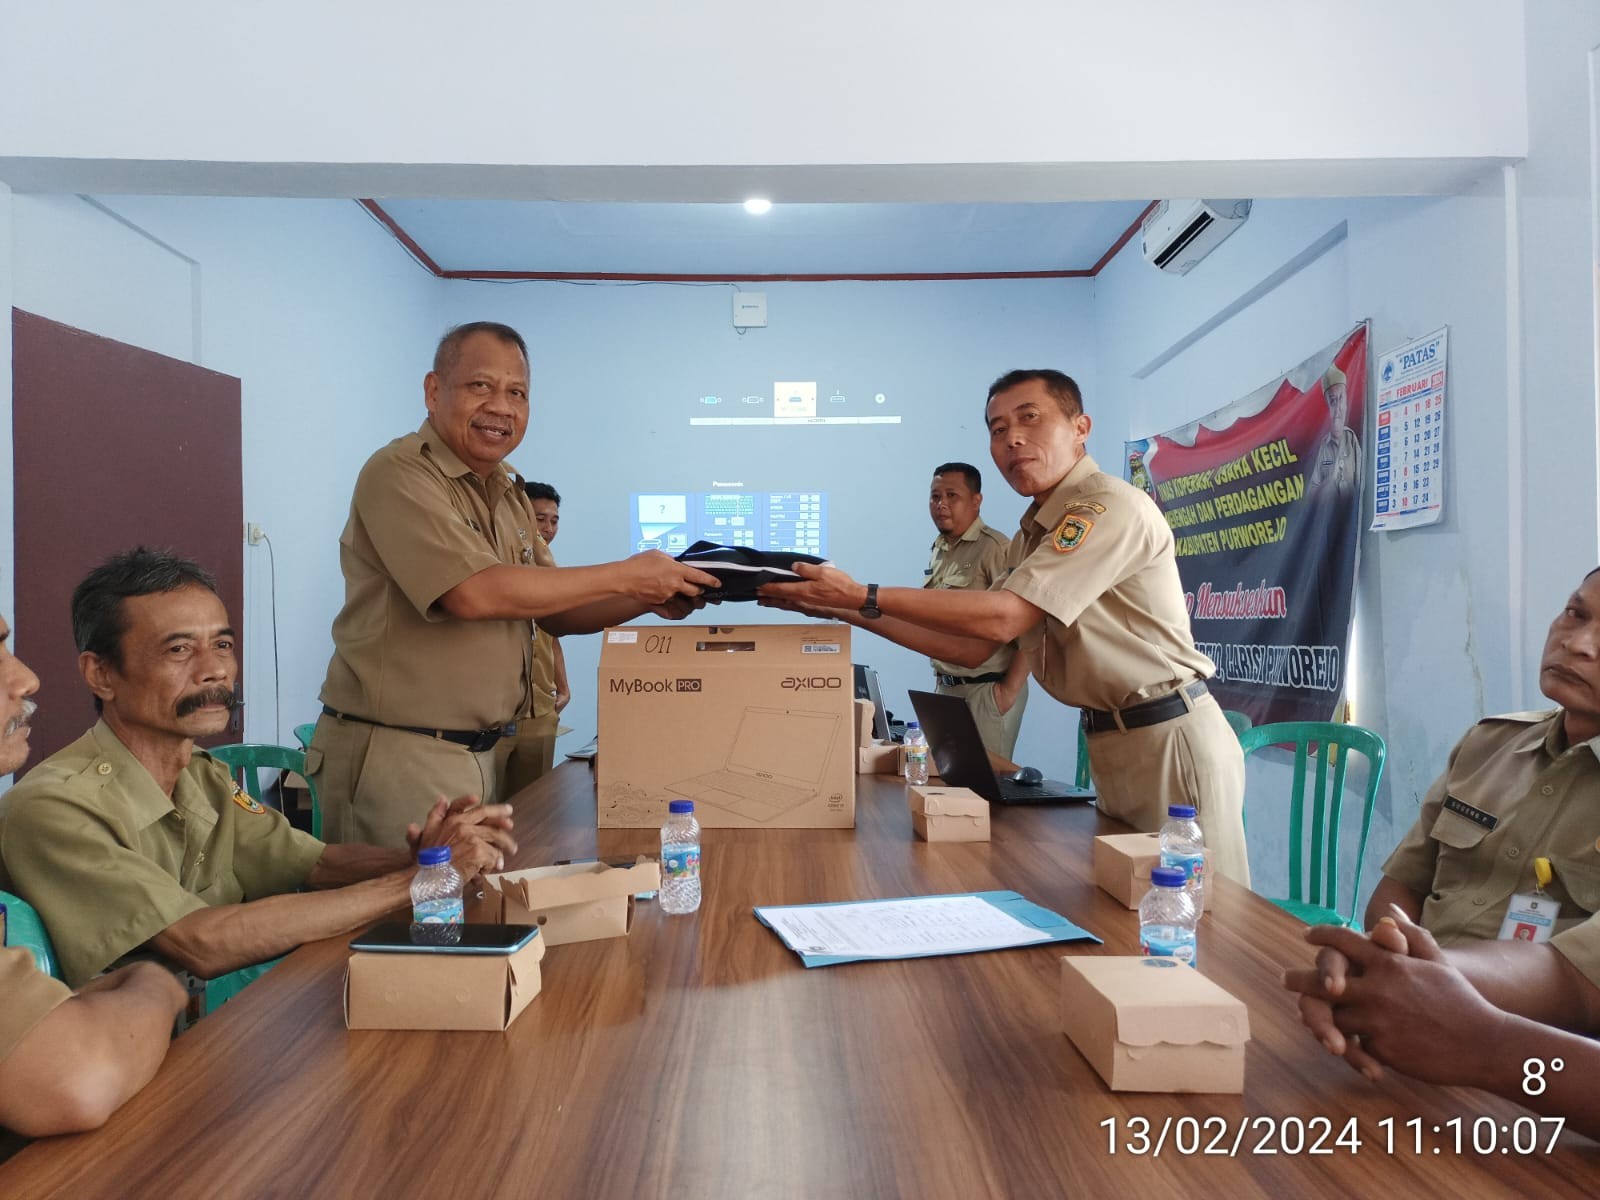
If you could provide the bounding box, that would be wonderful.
[1010,766,1044,786]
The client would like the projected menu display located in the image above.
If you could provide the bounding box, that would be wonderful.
[631,492,827,557]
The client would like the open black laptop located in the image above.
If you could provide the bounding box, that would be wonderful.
[909,689,1095,805]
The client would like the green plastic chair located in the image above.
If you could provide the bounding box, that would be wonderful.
[1,888,62,979]
[1237,721,1387,928]
[1222,709,1253,738]
[208,743,322,840]
[293,722,316,750]
[1074,713,1093,790]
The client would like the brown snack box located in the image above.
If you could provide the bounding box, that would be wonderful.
[853,698,875,748]
[597,623,855,828]
[1093,832,1214,910]
[345,932,545,1031]
[906,784,991,842]
[1060,955,1249,1093]
[857,740,903,775]
[1093,832,1163,909]
[483,858,661,946]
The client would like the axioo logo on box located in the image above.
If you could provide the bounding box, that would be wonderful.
[609,678,702,695]
[780,676,844,690]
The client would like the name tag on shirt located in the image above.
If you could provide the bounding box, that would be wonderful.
[1443,795,1498,831]
[1498,892,1558,942]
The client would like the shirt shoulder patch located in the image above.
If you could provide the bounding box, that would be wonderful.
[231,785,267,815]
[1052,513,1094,553]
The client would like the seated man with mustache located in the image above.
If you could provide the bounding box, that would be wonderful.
[0,549,516,990]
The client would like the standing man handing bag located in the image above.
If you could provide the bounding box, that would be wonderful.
[762,370,1248,883]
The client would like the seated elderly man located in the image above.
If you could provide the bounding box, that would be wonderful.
[0,609,187,1145]
[0,549,515,989]
[1291,566,1600,1080]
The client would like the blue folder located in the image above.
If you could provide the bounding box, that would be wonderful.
[753,889,1100,968]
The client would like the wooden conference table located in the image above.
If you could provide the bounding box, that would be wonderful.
[2,766,1596,1198]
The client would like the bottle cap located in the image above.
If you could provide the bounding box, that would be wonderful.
[1150,866,1187,888]
[417,845,451,866]
[1166,805,1198,820]
[906,721,920,730]
[669,800,695,814]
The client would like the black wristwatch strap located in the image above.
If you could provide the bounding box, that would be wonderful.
[860,583,882,619]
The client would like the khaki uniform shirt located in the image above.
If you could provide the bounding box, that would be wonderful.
[0,945,69,1062]
[1381,710,1600,988]
[1000,453,1214,711]
[320,420,542,730]
[526,535,559,720]
[0,722,325,987]
[925,517,1014,677]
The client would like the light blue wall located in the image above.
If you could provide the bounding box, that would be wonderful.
[8,194,444,744]
[443,277,1099,781]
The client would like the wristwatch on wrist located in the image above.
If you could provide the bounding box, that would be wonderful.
[860,583,882,620]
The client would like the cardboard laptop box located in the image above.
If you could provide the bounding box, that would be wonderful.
[482,859,660,945]
[1094,833,1214,910]
[907,784,991,842]
[345,933,545,1031]
[597,623,856,828]
[1060,956,1249,1093]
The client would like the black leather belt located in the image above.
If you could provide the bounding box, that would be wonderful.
[321,706,516,754]
[935,671,1008,687]
[1081,681,1208,735]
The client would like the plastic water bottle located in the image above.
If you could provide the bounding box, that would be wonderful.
[1139,866,1199,966]
[411,845,464,924]
[903,722,930,786]
[1159,803,1208,917]
[660,800,702,915]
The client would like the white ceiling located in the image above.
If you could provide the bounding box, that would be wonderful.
[367,199,1151,277]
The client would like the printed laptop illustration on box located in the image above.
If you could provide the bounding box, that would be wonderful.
[672,707,841,822]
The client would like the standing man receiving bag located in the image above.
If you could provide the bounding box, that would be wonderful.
[311,322,719,847]
[762,370,1248,883]
[924,462,1029,759]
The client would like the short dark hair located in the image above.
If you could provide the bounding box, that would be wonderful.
[932,462,982,494]
[72,548,217,670]
[525,481,561,506]
[985,369,1084,419]
[433,321,529,376]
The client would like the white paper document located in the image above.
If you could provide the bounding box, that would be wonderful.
[755,895,1052,960]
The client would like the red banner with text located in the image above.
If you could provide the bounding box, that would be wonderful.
[1125,323,1367,725]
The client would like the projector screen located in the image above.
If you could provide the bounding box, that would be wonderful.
[631,490,827,556]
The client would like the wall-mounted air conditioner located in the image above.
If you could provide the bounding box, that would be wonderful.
[1141,199,1252,275]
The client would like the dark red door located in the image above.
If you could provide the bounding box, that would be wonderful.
[12,309,244,762]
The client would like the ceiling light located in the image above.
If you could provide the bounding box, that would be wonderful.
[743,197,773,216]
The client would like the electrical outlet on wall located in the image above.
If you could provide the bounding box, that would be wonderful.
[247,523,264,545]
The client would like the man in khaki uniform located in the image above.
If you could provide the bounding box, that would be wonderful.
[499,481,570,795]
[762,369,1248,883]
[0,609,186,1142]
[311,322,718,846]
[1291,566,1600,1077]
[0,550,515,989]
[924,462,1030,759]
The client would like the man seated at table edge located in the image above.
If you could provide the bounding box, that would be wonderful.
[0,607,188,1139]
[1295,565,1600,1062]
[0,549,515,988]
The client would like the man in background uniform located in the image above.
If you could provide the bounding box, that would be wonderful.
[924,462,1029,759]
[762,369,1248,883]
[499,481,570,795]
